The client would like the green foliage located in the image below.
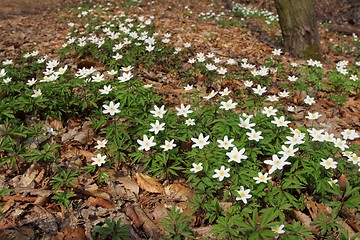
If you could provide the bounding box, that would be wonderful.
[0,1,359,239]
[51,190,75,208]
[312,213,342,236]
[211,207,281,240]
[159,206,194,239]
[50,169,78,191]
[216,19,243,27]
[92,218,130,240]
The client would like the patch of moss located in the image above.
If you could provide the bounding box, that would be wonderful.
[303,44,322,60]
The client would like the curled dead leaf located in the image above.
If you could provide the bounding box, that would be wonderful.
[338,174,347,191]
[136,173,162,194]
[48,117,63,130]
[118,177,140,195]
[87,197,114,209]
[164,183,192,201]
[12,163,42,188]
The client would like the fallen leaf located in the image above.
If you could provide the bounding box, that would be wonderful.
[125,205,143,229]
[61,121,94,144]
[338,174,347,191]
[136,173,163,193]
[17,205,59,233]
[54,226,86,240]
[118,177,140,195]
[292,210,319,235]
[164,183,192,201]
[152,204,168,223]
[49,117,63,130]
[1,199,15,213]
[193,226,216,240]
[87,197,114,209]
[14,187,52,197]
[13,163,41,188]
[73,121,94,144]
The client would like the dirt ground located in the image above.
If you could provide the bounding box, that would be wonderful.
[0,0,72,19]
[0,0,81,60]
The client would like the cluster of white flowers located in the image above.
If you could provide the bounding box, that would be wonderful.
[307,59,323,68]
[232,3,279,24]
[3,6,357,230]
[188,52,229,75]
[199,9,226,21]
[336,60,349,75]
[92,139,108,166]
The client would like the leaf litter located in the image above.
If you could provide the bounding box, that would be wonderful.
[0,0,359,239]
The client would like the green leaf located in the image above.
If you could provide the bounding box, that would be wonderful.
[259,208,280,228]
[344,194,360,210]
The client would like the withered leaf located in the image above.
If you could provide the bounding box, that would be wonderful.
[118,176,140,195]
[164,183,192,201]
[136,173,162,193]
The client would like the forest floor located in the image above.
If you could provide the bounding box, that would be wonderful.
[0,0,359,239]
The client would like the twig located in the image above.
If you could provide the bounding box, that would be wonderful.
[0,195,38,203]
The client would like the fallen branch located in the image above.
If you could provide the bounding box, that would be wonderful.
[125,204,163,239]
[328,24,360,36]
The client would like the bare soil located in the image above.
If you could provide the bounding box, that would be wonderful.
[0,0,73,19]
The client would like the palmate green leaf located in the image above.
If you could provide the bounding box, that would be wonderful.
[344,184,360,198]
[235,218,253,232]
[283,192,302,209]
[1,109,14,119]
[350,232,360,240]
[259,229,277,239]
[249,208,258,230]
[259,208,280,228]
[284,221,314,239]
[212,216,238,239]
[344,194,360,210]
[281,177,305,190]
[248,232,260,240]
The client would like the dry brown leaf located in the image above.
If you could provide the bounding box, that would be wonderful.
[305,196,330,220]
[54,226,86,240]
[17,205,59,233]
[1,199,15,213]
[136,173,163,193]
[73,121,94,144]
[125,205,143,229]
[34,168,45,184]
[338,174,347,191]
[292,210,319,234]
[79,150,94,162]
[14,187,52,197]
[193,226,216,240]
[118,177,140,195]
[61,127,79,143]
[82,184,111,200]
[164,183,192,201]
[152,203,168,223]
[87,197,114,209]
[219,202,233,212]
[61,145,79,159]
[84,184,98,193]
[13,163,41,188]
[48,117,63,130]
[61,121,94,144]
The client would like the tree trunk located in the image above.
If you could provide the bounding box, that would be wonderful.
[348,0,360,26]
[274,0,322,60]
